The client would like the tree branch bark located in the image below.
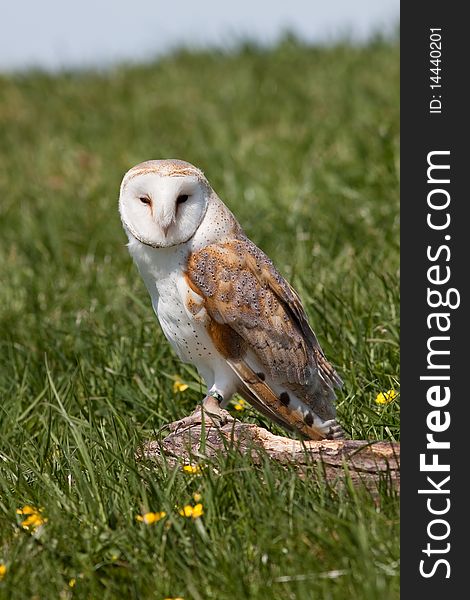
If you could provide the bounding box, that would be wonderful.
[139,416,400,493]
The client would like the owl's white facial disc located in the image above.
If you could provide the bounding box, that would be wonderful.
[119,171,209,248]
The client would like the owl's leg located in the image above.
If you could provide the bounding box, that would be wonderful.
[202,392,227,417]
[169,392,233,434]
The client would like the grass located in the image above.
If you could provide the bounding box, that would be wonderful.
[0,37,399,598]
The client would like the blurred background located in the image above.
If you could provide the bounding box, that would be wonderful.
[0,0,400,448]
[1,0,398,72]
[0,4,400,597]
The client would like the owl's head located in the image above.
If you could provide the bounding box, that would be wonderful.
[119,159,210,248]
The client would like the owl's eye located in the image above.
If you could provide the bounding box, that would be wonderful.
[177,194,189,204]
[139,196,151,205]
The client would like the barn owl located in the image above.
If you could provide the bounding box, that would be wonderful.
[119,159,343,440]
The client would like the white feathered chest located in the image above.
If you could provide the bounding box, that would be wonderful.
[128,240,202,358]
[127,236,240,400]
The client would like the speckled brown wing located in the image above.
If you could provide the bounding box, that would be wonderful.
[186,235,342,428]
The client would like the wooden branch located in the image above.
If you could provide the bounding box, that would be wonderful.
[139,415,400,493]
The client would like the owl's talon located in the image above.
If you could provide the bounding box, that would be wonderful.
[322,419,345,440]
[169,397,234,434]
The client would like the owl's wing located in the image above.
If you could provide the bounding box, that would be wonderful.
[186,236,343,440]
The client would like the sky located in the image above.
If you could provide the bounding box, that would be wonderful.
[0,1,399,72]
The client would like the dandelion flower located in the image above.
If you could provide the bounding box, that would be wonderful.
[375,389,398,405]
[0,564,6,580]
[16,505,46,530]
[182,464,202,475]
[173,380,189,393]
[69,578,76,588]
[136,511,167,525]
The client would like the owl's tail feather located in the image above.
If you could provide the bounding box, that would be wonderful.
[227,359,341,441]
[237,387,297,433]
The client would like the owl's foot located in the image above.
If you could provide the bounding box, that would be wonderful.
[169,395,234,434]
[321,419,345,440]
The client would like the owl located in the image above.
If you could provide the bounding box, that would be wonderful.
[119,159,343,440]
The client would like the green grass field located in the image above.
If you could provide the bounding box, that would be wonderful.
[0,37,399,599]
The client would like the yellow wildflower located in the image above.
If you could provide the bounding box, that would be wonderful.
[0,563,6,580]
[16,505,46,530]
[193,492,202,502]
[136,511,167,525]
[179,503,203,519]
[173,380,189,393]
[234,398,247,411]
[164,597,184,600]
[69,578,76,588]
[375,389,398,405]
[16,505,36,515]
[179,505,193,517]
[182,464,202,475]
[191,503,204,519]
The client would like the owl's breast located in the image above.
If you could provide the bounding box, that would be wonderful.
[129,240,228,384]
[153,270,216,370]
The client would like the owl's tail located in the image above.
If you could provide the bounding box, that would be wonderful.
[227,358,344,441]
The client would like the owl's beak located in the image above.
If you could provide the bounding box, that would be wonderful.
[161,222,172,237]
[156,203,176,238]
